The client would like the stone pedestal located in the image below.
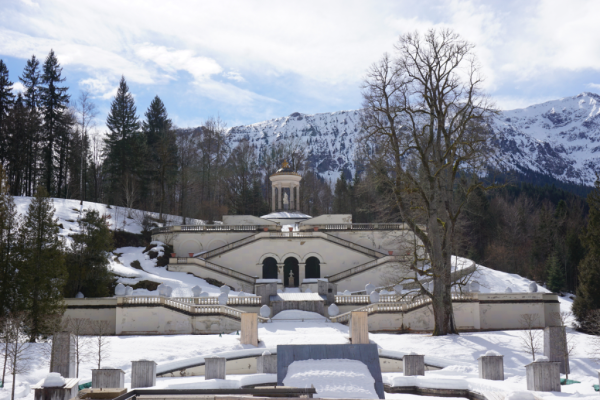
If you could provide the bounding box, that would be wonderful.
[350,311,369,344]
[205,357,226,380]
[257,353,277,374]
[544,326,569,374]
[403,354,425,376]
[318,280,337,305]
[478,355,504,380]
[525,360,561,392]
[50,332,76,378]
[92,369,125,388]
[241,313,258,346]
[131,360,156,388]
[256,283,277,305]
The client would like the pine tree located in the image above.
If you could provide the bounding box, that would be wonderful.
[19,55,41,109]
[19,55,42,196]
[103,76,144,205]
[143,96,177,219]
[5,95,30,195]
[18,186,66,341]
[65,210,113,298]
[0,165,20,316]
[0,59,15,166]
[546,251,565,293]
[40,50,70,196]
[573,177,600,331]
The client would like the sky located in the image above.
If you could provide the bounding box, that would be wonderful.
[2,0,600,133]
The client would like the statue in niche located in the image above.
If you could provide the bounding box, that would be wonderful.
[288,270,295,287]
[283,192,289,210]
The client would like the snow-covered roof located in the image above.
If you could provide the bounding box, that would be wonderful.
[260,211,312,219]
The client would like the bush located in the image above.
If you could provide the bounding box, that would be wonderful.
[113,231,146,248]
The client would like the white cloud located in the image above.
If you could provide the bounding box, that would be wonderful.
[589,83,600,90]
[1,0,599,115]
[12,81,25,94]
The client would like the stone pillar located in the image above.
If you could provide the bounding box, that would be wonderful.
[257,351,277,374]
[278,184,282,210]
[299,263,306,285]
[544,326,569,374]
[525,359,561,392]
[241,313,258,346]
[478,354,504,380]
[277,263,284,281]
[256,283,277,305]
[50,332,76,378]
[92,369,125,388]
[131,360,156,388]
[297,184,300,212]
[403,354,425,376]
[205,357,226,380]
[350,311,369,344]
[271,184,276,212]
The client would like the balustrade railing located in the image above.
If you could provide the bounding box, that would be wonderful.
[122,297,265,320]
[152,224,274,235]
[300,223,408,231]
[329,292,474,324]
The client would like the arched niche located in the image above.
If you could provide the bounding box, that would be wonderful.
[262,257,278,280]
[305,256,321,279]
[283,257,299,287]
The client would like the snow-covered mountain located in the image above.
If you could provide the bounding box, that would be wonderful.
[225,92,600,186]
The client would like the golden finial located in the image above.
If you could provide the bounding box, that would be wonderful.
[282,160,290,168]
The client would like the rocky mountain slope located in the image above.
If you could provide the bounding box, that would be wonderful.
[225,92,600,186]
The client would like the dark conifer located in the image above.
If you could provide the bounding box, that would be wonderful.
[143,96,177,219]
[65,210,114,298]
[40,50,70,196]
[18,186,66,341]
[0,165,20,316]
[103,76,144,205]
[19,55,43,196]
[0,60,15,166]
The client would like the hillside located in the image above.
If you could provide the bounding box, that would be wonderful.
[225,92,600,187]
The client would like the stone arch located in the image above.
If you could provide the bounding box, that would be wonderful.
[280,252,302,263]
[283,257,300,287]
[180,240,201,255]
[258,253,281,264]
[207,239,227,251]
[301,252,325,264]
[262,257,278,280]
[305,256,321,279]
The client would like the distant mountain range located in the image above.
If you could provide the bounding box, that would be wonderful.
[223,92,600,189]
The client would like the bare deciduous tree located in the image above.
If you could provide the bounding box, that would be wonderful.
[5,313,31,400]
[550,311,575,380]
[75,91,98,205]
[519,313,543,361]
[63,317,92,377]
[360,28,496,335]
[122,173,138,219]
[91,320,111,369]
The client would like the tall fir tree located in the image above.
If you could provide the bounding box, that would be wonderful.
[103,76,144,206]
[19,55,43,196]
[573,176,600,331]
[18,186,66,341]
[0,165,20,316]
[143,96,177,219]
[40,50,70,196]
[65,210,113,298]
[546,251,565,293]
[0,59,15,166]
[5,95,30,195]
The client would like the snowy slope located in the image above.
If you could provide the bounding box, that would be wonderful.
[224,92,600,186]
[12,196,205,239]
[11,197,237,297]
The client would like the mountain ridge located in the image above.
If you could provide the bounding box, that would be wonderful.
[223,92,600,187]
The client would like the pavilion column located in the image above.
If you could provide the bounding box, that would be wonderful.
[271,184,276,212]
[278,184,282,210]
[291,184,295,210]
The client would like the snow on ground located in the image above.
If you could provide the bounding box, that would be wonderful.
[2,306,599,400]
[283,359,379,399]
